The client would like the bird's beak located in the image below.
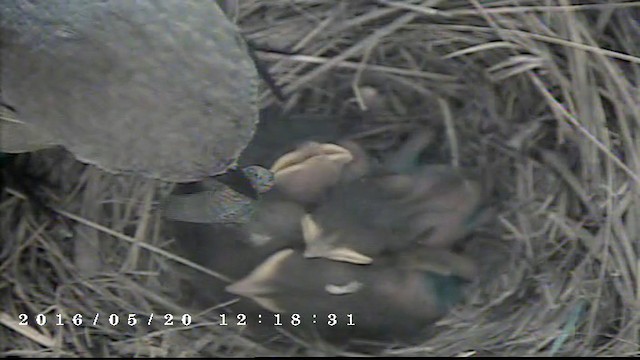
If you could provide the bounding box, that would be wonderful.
[226,279,269,297]
[303,246,373,265]
[270,143,353,175]
[301,214,373,264]
[225,284,285,313]
[225,249,293,313]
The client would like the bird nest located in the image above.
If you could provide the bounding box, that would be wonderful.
[2,0,640,357]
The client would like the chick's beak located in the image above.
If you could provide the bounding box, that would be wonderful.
[303,246,373,265]
[301,214,374,264]
[225,249,294,313]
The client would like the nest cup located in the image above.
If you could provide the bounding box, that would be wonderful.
[2,1,640,357]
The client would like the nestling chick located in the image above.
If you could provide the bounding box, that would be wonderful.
[161,165,308,301]
[302,132,490,264]
[269,141,356,206]
[162,184,311,344]
[225,247,477,343]
[300,177,425,264]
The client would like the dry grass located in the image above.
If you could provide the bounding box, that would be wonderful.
[2,0,640,356]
